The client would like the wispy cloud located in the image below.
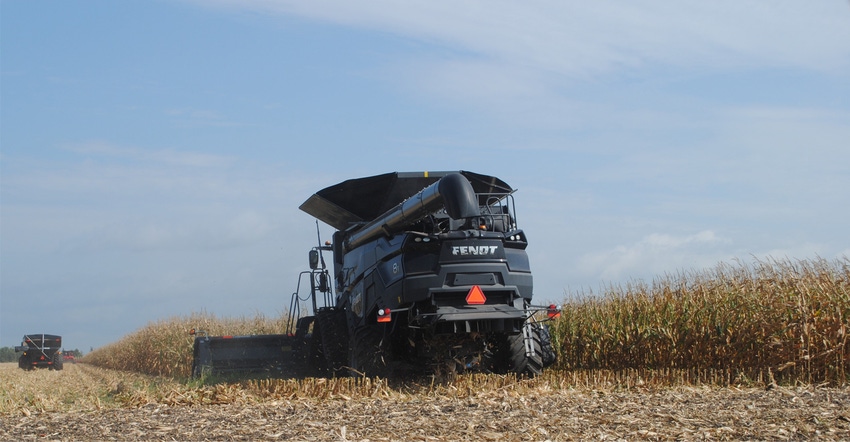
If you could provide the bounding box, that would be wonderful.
[188,1,850,137]
[75,209,276,253]
[579,230,732,282]
[195,1,850,80]
[164,108,251,129]
[1,141,310,259]
[62,141,234,168]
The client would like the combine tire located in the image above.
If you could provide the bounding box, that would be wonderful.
[349,325,391,378]
[494,323,545,376]
[316,309,349,377]
[307,321,326,375]
[292,317,325,378]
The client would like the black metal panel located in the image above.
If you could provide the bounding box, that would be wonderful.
[22,334,62,350]
[192,334,296,377]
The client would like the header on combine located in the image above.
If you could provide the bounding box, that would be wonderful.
[191,171,559,379]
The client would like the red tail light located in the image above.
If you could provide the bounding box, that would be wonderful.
[547,304,561,319]
[377,308,392,323]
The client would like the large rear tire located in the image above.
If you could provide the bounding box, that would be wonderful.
[495,323,544,376]
[53,353,64,371]
[316,309,349,377]
[349,325,391,378]
[292,317,325,378]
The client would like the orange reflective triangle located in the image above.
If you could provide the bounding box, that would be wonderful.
[466,285,486,305]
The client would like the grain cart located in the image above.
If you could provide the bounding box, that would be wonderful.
[15,334,64,370]
[191,171,559,378]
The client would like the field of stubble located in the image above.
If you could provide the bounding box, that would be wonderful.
[1,363,849,441]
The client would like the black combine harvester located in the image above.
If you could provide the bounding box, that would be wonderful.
[191,171,560,378]
[16,334,64,371]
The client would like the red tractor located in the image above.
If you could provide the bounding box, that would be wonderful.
[63,350,77,364]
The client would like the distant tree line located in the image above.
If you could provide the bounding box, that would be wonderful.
[0,347,83,362]
[0,347,18,362]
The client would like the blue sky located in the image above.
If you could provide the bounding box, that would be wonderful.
[2,1,849,351]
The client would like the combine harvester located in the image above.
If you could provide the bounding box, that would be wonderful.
[191,171,560,379]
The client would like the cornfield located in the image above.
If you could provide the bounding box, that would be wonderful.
[84,257,849,386]
[551,256,849,385]
[18,257,850,440]
[83,311,287,378]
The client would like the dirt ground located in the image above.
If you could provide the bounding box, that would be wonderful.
[1,363,849,441]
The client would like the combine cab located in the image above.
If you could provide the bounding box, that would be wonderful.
[191,171,559,379]
[16,334,64,371]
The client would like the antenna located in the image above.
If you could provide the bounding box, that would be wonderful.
[315,220,327,270]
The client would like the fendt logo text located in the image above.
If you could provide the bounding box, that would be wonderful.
[451,245,499,256]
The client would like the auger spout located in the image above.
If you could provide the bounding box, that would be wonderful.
[344,173,478,252]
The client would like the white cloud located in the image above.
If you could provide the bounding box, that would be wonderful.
[62,141,234,168]
[187,1,850,141]
[164,108,251,129]
[0,144,309,258]
[195,0,850,75]
[579,230,732,282]
[79,211,274,253]
[1,143,320,348]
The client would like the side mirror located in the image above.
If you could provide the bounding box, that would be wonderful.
[309,249,320,270]
[14,346,27,352]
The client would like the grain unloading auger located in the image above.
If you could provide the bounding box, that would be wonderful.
[191,171,560,379]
